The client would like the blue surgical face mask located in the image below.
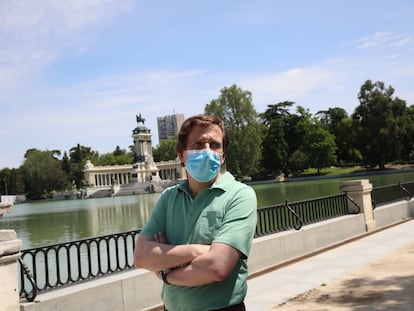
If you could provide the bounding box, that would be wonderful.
[185,149,222,182]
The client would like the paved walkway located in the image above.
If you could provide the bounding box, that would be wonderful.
[245,219,414,311]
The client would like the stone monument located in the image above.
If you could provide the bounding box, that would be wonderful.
[131,113,161,183]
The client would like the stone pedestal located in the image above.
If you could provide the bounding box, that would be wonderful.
[1,202,22,311]
[341,179,376,232]
[0,230,22,311]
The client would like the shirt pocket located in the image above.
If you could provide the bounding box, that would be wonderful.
[196,210,224,244]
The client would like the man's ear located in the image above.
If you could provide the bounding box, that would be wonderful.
[178,152,185,165]
[220,154,225,165]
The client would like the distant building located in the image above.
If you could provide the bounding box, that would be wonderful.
[157,113,184,142]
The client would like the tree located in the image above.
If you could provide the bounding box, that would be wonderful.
[401,105,414,161]
[95,146,133,165]
[261,101,294,125]
[205,84,263,179]
[153,136,178,162]
[296,107,337,173]
[68,144,99,188]
[261,118,288,177]
[317,108,359,165]
[21,149,71,199]
[352,80,409,168]
[0,168,14,195]
[261,104,337,177]
[305,126,337,174]
[113,145,126,157]
[283,106,314,174]
[260,102,294,177]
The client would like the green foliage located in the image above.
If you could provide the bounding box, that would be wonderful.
[95,153,133,166]
[260,103,338,177]
[94,146,134,166]
[67,144,99,189]
[317,107,353,163]
[298,166,365,177]
[0,167,24,195]
[153,136,178,162]
[305,126,337,174]
[112,145,126,157]
[289,150,308,174]
[21,149,71,199]
[205,84,262,178]
[260,101,294,125]
[352,80,411,168]
[260,102,293,177]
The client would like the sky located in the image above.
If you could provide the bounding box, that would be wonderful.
[1,0,414,169]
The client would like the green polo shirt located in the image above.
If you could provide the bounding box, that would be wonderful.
[140,172,257,311]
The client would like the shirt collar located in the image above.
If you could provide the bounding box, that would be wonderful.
[178,171,235,194]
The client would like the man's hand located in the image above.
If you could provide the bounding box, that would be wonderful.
[164,242,241,287]
[134,233,209,272]
[154,271,162,281]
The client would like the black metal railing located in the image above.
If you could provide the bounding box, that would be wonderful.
[371,181,414,209]
[19,230,140,301]
[18,257,37,302]
[255,193,350,237]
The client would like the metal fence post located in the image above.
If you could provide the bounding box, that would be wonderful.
[340,179,375,232]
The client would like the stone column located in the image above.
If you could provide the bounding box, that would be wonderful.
[341,179,376,232]
[0,202,22,311]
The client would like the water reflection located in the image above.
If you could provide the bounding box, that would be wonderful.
[254,171,414,207]
[0,194,160,249]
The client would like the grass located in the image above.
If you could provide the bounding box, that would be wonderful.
[296,166,368,177]
[295,163,414,178]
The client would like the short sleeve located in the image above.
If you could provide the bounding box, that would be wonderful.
[139,191,168,237]
[213,185,257,258]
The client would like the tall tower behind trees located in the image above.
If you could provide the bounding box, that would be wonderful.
[157,113,184,142]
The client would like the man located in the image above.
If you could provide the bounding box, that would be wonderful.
[134,114,257,311]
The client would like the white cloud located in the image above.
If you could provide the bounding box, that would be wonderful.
[357,32,396,49]
[0,0,134,37]
[391,37,412,48]
[237,66,346,113]
[241,67,333,94]
[0,0,135,107]
[340,32,413,50]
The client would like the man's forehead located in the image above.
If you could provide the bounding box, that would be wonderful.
[188,125,223,141]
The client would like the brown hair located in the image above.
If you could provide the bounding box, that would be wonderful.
[176,114,229,156]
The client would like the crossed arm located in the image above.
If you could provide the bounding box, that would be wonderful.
[134,233,241,286]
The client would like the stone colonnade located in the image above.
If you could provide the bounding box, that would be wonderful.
[84,161,135,187]
[84,160,184,188]
[157,160,186,180]
[94,172,131,186]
